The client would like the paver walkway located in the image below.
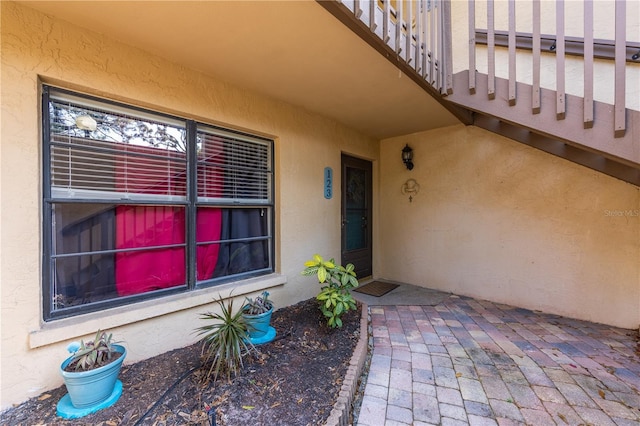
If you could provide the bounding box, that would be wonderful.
[356,295,640,426]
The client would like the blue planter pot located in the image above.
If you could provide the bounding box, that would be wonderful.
[60,344,126,409]
[243,308,273,339]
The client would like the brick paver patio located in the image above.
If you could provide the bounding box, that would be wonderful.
[356,295,640,426]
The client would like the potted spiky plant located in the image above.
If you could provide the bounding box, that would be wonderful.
[58,330,126,413]
[241,291,275,343]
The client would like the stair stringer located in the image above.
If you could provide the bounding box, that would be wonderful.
[447,71,640,186]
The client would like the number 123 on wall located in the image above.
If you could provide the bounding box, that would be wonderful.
[324,167,332,199]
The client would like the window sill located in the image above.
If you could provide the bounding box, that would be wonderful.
[29,274,286,349]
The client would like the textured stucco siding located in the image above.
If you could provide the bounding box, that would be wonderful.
[0,1,378,409]
[379,124,639,329]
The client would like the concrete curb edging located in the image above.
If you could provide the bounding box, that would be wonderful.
[324,303,369,426]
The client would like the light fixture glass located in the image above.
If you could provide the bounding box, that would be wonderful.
[402,144,414,170]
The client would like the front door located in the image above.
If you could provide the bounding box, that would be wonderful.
[341,154,372,278]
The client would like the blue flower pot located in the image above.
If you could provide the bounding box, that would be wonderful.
[243,308,273,339]
[60,344,126,408]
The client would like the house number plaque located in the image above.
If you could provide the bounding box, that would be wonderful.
[324,167,333,199]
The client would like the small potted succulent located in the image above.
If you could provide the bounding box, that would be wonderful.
[241,291,275,343]
[59,330,126,412]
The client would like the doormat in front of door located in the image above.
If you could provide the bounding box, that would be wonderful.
[353,281,399,297]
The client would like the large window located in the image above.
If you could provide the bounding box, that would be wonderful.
[42,86,274,320]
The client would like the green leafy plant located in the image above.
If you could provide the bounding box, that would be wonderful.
[65,330,121,372]
[195,295,256,382]
[242,291,273,315]
[301,254,359,328]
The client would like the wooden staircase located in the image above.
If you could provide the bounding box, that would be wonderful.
[318,0,640,185]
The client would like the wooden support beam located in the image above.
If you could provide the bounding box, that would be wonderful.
[369,0,377,31]
[442,0,453,95]
[414,0,422,73]
[406,1,413,64]
[429,0,436,85]
[354,0,363,18]
[474,31,640,63]
[422,1,429,79]
[468,0,476,94]
[614,0,626,138]
[583,0,594,129]
[532,0,540,114]
[383,0,390,43]
[487,0,495,100]
[395,0,403,55]
[508,0,516,106]
[556,0,565,120]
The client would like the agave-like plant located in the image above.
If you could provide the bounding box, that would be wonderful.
[66,330,119,372]
[195,295,256,382]
[242,291,273,315]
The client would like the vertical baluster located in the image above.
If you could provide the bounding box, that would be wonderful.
[556,0,565,120]
[442,0,453,94]
[508,0,516,105]
[406,1,413,64]
[487,0,495,99]
[469,0,476,94]
[583,0,594,128]
[422,0,429,79]
[430,0,436,85]
[396,0,403,55]
[354,0,363,18]
[614,0,626,137]
[532,0,541,113]
[370,0,377,31]
[383,0,391,43]
[437,0,444,92]
[415,0,422,73]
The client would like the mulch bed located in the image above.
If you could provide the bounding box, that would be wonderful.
[1,298,362,426]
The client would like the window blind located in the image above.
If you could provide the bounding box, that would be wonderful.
[48,97,188,201]
[197,130,271,204]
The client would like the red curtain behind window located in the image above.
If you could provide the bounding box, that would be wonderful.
[196,208,222,280]
[115,143,222,295]
[115,205,186,295]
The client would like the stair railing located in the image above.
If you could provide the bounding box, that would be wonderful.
[342,0,453,95]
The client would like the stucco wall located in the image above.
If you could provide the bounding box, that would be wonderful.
[0,1,378,409]
[379,124,639,330]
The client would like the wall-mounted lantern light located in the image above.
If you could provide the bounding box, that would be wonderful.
[402,144,414,170]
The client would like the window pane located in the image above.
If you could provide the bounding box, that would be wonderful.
[115,205,186,295]
[114,246,186,296]
[53,254,118,309]
[197,130,271,203]
[49,96,187,200]
[51,203,118,309]
[51,203,186,311]
[345,167,367,250]
[196,207,270,281]
[53,204,116,255]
